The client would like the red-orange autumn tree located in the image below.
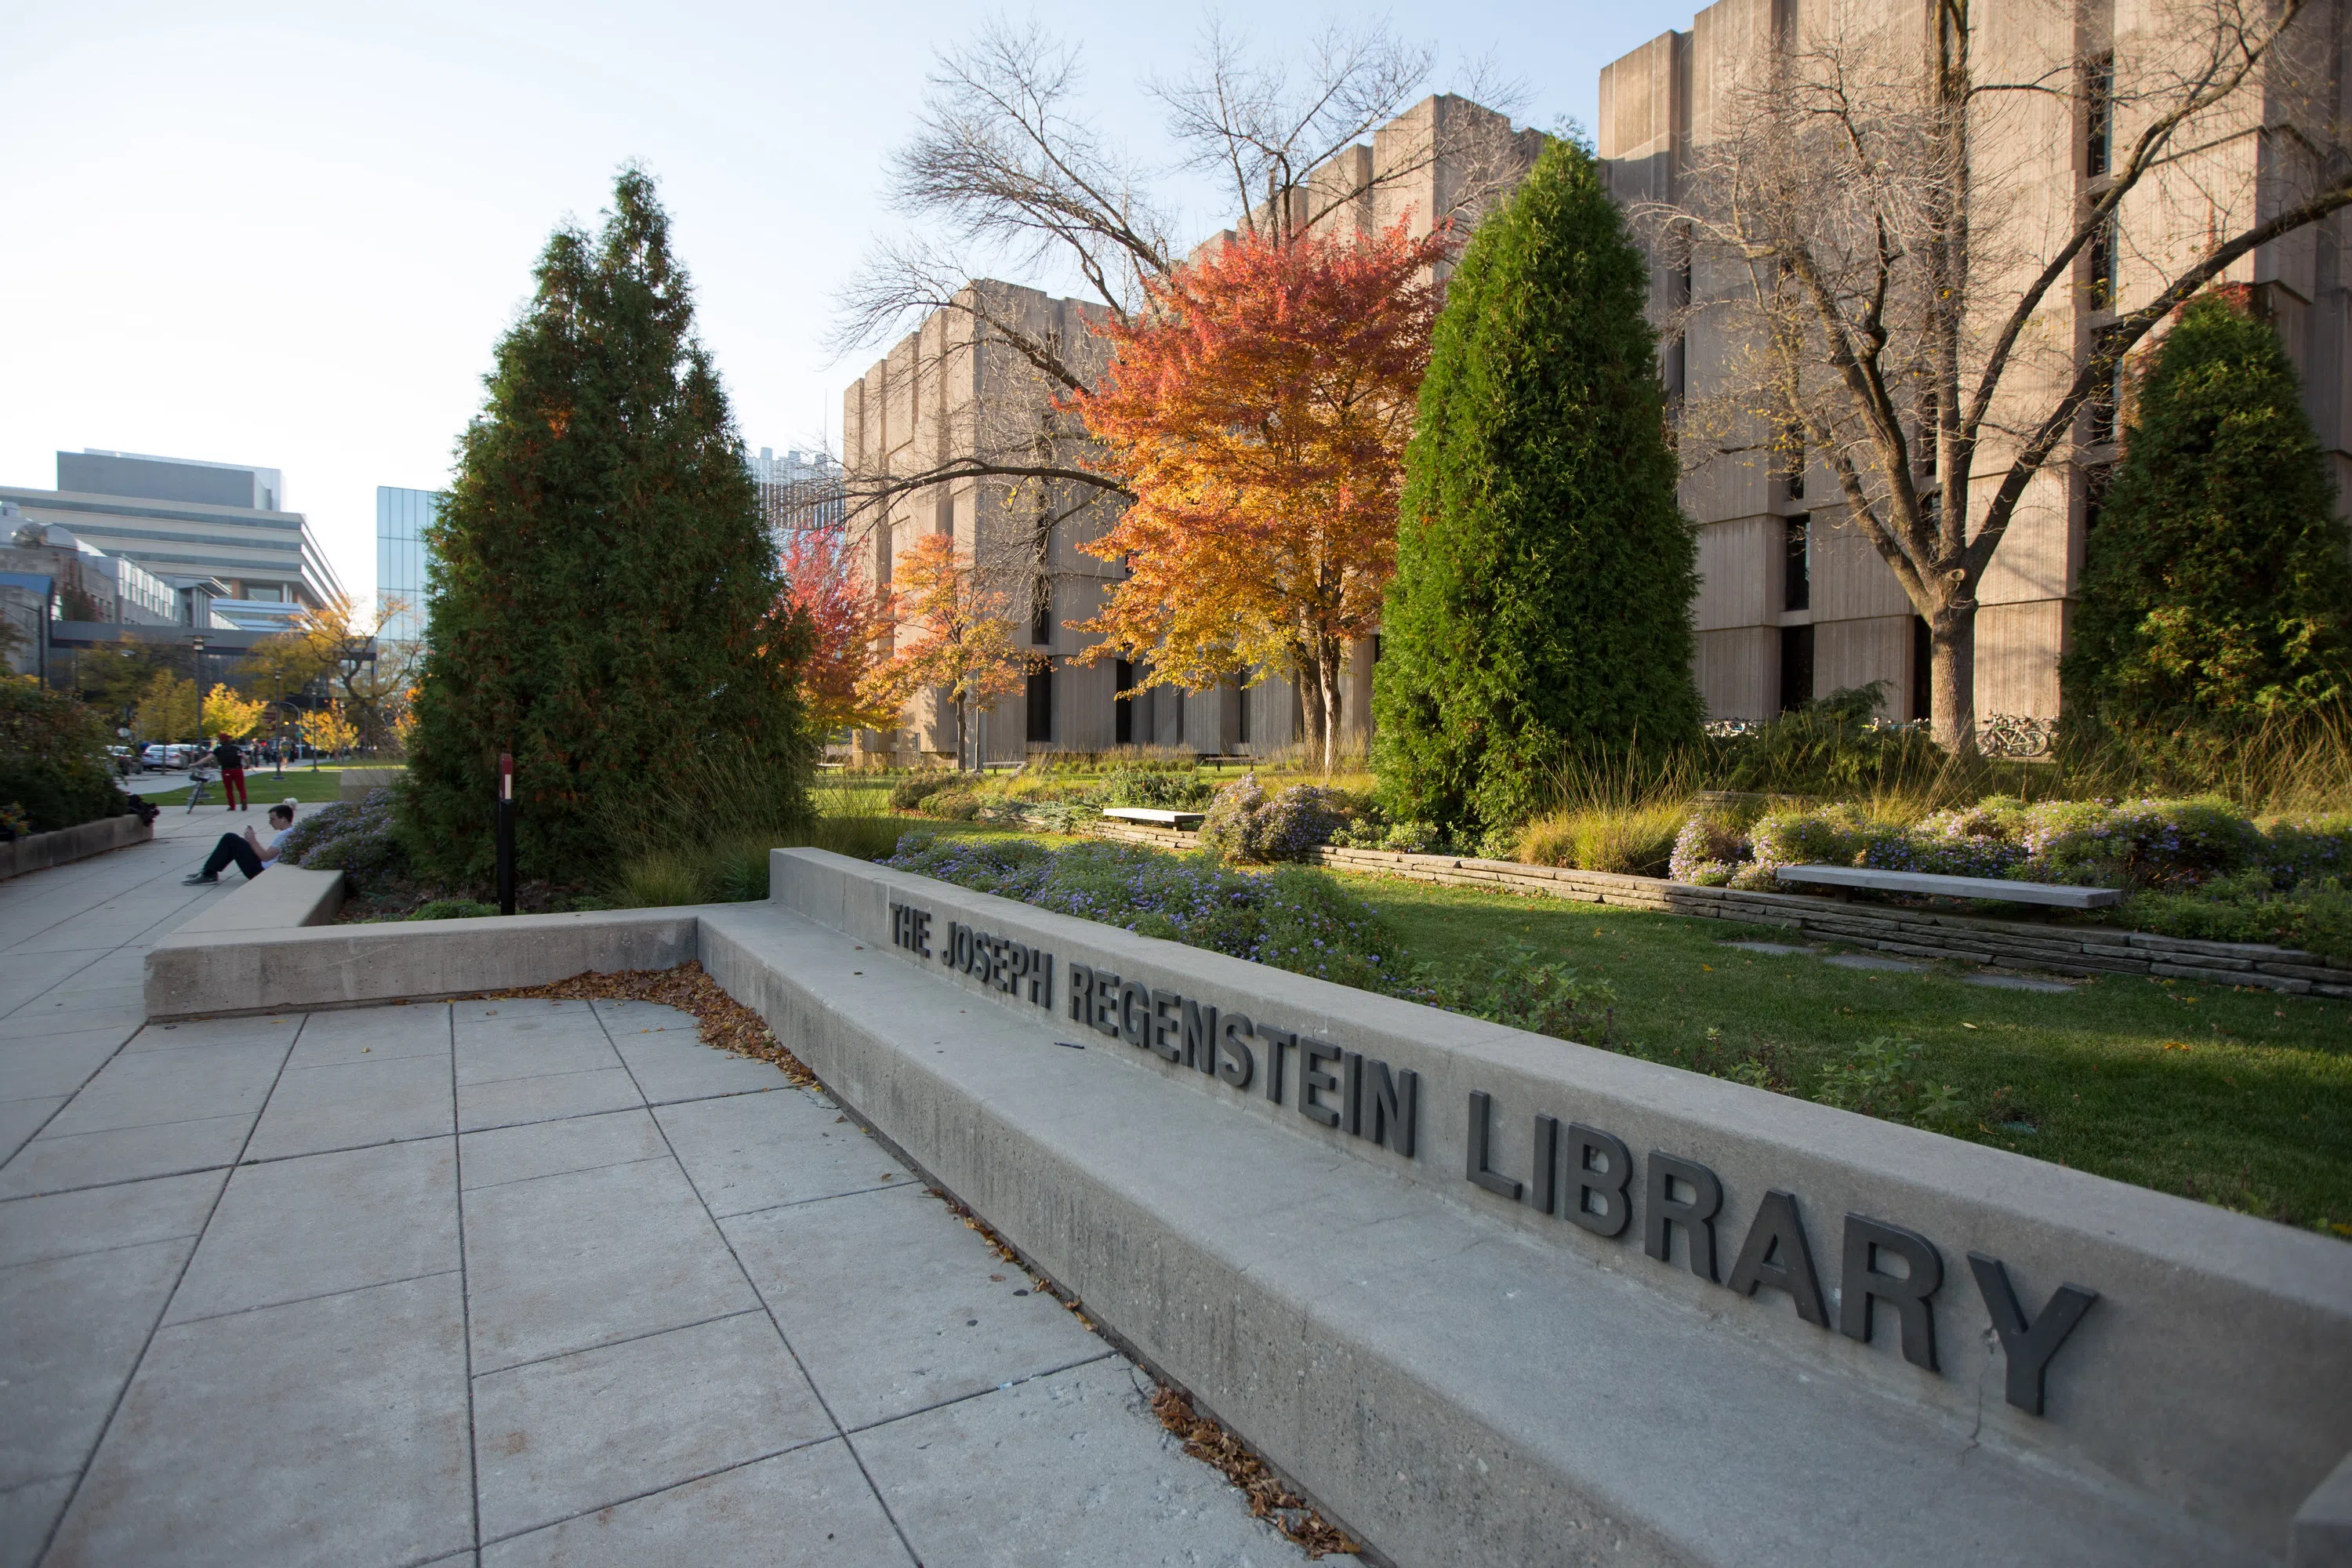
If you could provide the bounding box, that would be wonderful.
[777,524,898,735]
[1073,219,1452,770]
[858,532,1036,764]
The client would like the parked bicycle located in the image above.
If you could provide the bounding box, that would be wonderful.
[184,764,216,814]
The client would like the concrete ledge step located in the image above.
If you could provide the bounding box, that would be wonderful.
[697,897,2263,1568]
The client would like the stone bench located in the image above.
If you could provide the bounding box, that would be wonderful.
[1777,862,2123,909]
[1102,807,1205,829]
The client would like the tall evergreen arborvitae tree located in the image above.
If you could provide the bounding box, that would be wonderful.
[2063,292,2352,769]
[1373,137,1700,830]
[405,169,810,885]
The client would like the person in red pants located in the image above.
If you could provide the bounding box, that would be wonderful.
[211,734,248,811]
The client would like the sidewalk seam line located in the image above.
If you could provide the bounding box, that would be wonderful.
[31,1008,303,1565]
[469,1305,764,1381]
[595,1002,924,1568]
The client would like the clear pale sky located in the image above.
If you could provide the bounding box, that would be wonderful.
[0,1,1670,598]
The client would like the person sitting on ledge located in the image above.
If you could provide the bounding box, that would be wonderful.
[184,803,296,885]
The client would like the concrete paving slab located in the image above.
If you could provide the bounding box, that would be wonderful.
[0,1112,253,1199]
[0,1475,75,1568]
[480,1440,913,1568]
[18,982,149,1022]
[0,951,103,1014]
[122,1013,302,1054]
[245,1050,456,1161]
[166,1138,459,1325]
[0,1029,128,1105]
[38,1037,289,1138]
[473,1310,833,1542]
[1824,953,1929,972]
[605,1018,790,1105]
[0,1099,62,1167]
[0,1236,192,1493]
[460,1108,670,1191]
[286,1002,452,1067]
[456,1033,625,1088]
[47,1272,474,1568]
[0,1009,140,1046]
[728,1183,1109,1431]
[458,1066,644,1134]
[455,1000,599,1027]
[462,1151,757,1374]
[589,997,695,1033]
[855,1357,1289,1567]
[0,1167,224,1270]
[659,1089,909,1218]
[1967,971,2078,993]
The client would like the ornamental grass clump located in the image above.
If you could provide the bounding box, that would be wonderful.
[886,834,1397,989]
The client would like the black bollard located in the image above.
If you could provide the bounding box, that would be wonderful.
[496,751,516,916]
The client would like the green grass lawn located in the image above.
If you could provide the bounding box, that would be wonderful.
[147,766,376,808]
[1345,873,2352,1235]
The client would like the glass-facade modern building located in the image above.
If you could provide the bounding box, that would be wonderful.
[375,486,441,645]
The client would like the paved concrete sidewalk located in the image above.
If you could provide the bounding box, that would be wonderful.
[0,828,1305,1566]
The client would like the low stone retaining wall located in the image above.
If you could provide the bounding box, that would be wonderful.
[170,866,347,938]
[143,904,700,1020]
[135,855,2352,1564]
[0,813,151,880]
[1083,818,2352,996]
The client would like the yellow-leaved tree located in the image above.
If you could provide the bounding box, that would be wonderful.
[201,684,269,740]
[298,701,360,757]
[857,533,1036,764]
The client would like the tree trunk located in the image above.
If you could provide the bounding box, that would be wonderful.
[1298,658,1326,766]
[1929,597,1977,757]
[1313,640,1346,775]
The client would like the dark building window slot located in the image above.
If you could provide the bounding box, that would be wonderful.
[1235,676,1251,746]
[1779,624,1815,713]
[1025,666,1054,744]
[2085,53,2114,177]
[1911,616,1933,723]
[1784,514,1811,612]
[1114,659,1134,746]
[2088,220,2117,310]
[2085,328,2125,445]
[1783,423,1805,500]
[1030,583,1052,645]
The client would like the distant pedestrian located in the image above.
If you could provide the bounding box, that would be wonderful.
[212,734,248,811]
[184,804,294,884]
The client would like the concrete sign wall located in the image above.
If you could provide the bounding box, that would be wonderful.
[753,848,2352,1564]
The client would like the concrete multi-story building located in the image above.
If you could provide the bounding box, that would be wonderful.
[376,486,441,647]
[844,95,1537,764]
[749,448,845,543]
[1597,0,2352,726]
[0,450,347,615]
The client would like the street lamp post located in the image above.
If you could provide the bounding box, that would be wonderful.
[188,635,205,743]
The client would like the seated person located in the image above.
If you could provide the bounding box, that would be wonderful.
[185,803,296,885]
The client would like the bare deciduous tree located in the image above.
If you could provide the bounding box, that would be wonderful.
[829,19,1527,533]
[1655,0,2352,753]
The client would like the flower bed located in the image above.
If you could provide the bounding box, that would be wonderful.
[884,833,1396,988]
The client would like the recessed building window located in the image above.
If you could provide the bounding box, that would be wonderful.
[1114,659,1134,746]
[1779,624,1814,713]
[1784,514,1810,612]
[2085,53,2114,178]
[1025,666,1053,743]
